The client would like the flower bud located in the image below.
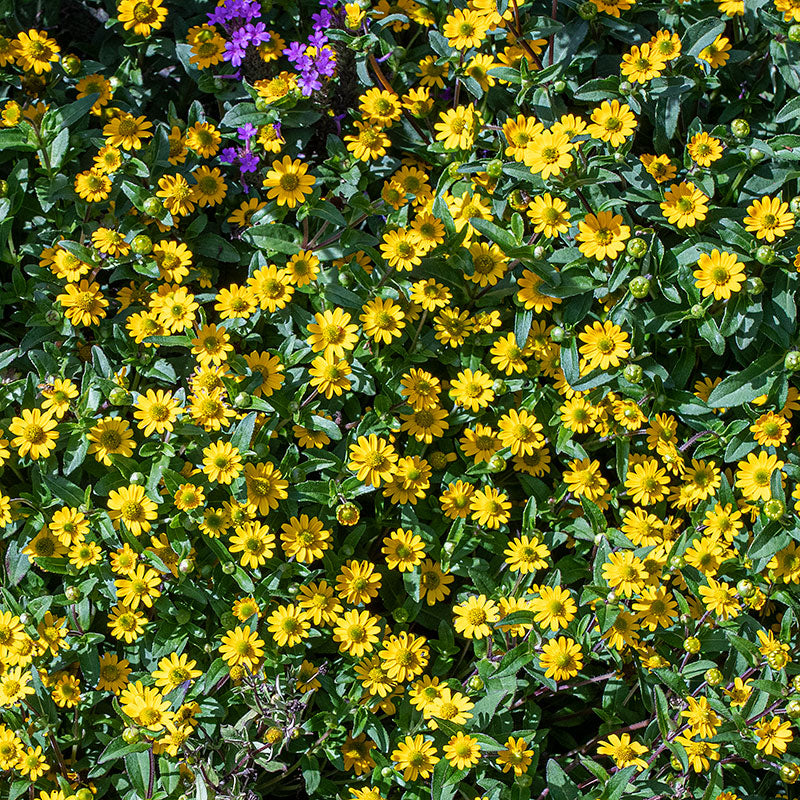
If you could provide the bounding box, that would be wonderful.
[486,159,504,178]
[683,636,701,654]
[790,24,800,42]
[785,351,800,372]
[623,363,643,384]
[178,559,193,574]
[736,579,755,598]
[468,675,484,691]
[65,586,80,602]
[730,118,750,138]
[704,668,723,686]
[628,276,650,298]
[131,234,153,255]
[221,561,236,574]
[745,276,765,295]
[626,237,648,259]
[781,763,800,784]
[45,309,61,325]
[787,699,800,719]
[763,499,786,521]
[122,727,140,744]
[577,1,598,18]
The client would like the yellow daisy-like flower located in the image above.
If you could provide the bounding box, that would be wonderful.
[107,484,158,536]
[578,320,631,371]
[539,636,583,681]
[660,182,709,228]
[587,100,638,147]
[577,211,630,260]
[14,30,60,74]
[743,195,795,241]
[9,408,59,460]
[693,249,746,300]
[117,0,168,37]
[262,156,316,208]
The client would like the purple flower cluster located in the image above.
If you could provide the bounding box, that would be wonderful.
[207,0,270,68]
[220,123,267,192]
[282,2,339,96]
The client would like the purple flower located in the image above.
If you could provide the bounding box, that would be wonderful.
[311,11,333,31]
[244,21,270,46]
[297,70,322,95]
[237,124,257,141]
[283,41,306,64]
[239,152,260,173]
[223,38,248,67]
[309,30,329,48]
[220,147,238,164]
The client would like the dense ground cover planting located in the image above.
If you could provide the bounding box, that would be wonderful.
[3,0,800,798]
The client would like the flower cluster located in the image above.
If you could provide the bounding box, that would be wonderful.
[3,0,800,799]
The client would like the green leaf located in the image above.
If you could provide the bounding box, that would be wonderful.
[684,19,726,58]
[125,749,154,797]
[706,354,784,407]
[546,758,579,800]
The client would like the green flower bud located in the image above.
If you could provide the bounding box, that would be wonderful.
[781,763,800,784]
[178,559,193,574]
[577,1,598,19]
[45,309,61,325]
[62,55,82,76]
[793,675,800,693]
[749,147,765,163]
[550,325,566,343]
[220,612,237,629]
[109,387,132,406]
[618,81,633,94]
[233,392,249,407]
[143,197,164,217]
[690,303,705,319]
[553,79,567,93]
[122,727,140,744]
[763,499,786,521]
[131,234,153,255]
[683,636,701,654]
[785,351,800,372]
[392,607,410,623]
[745,276,765,295]
[626,237,648,259]
[65,586,80,602]
[791,196,800,214]
[629,276,651,298]
[789,24,800,42]
[488,454,506,473]
[786,699,800,719]
[468,675,484,691]
[221,561,236,574]
[486,159,504,178]
[730,118,750,138]
[129,472,145,484]
[623,363,643,384]
[755,246,776,265]
[492,379,507,394]
[736,579,755,598]
[704,668,723,686]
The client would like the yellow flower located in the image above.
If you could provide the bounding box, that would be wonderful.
[9,408,59,459]
[390,734,439,781]
[103,112,153,150]
[262,156,316,208]
[597,733,649,770]
[118,0,168,36]
[743,195,795,241]
[578,320,631,371]
[660,181,709,228]
[218,626,265,670]
[496,736,534,775]
[134,388,182,436]
[693,249,746,300]
[14,30,60,73]
[577,211,630,260]
[697,35,731,68]
[107,484,158,536]
[620,42,665,83]
[442,8,489,49]
[735,450,784,502]
[434,105,478,150]
[587,100,638,146]
[453,594,499,639]
[57,280,109,326]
